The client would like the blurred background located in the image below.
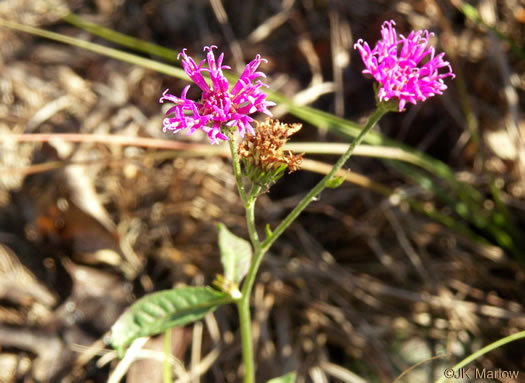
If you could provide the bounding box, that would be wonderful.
[0,0,524,382]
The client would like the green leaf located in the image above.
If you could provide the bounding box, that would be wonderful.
[110,287,230,356]
[267,372,296,383]
[217,223,252,284]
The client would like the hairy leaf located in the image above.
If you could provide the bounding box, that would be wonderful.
[110,287,230,356]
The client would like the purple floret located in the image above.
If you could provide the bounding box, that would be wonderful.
[354,20,455,112]
[160,46,275,144]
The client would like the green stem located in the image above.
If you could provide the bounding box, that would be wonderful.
[228,134,260,383]
[228,132,247,204]
[241,195,265,299]
[245,186,262,247]
[163,329,172,383]
[261,106,388,252]
[233,108,386,383]
[236,295,256,383]
[231,108,386,383]
[236,185,265,383]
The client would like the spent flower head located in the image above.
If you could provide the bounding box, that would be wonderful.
[354,20,455,112]
[160,45,275,144]
[238,118,304,188]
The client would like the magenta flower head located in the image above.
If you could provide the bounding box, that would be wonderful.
[159,45,275,144]
[354,20,455,112]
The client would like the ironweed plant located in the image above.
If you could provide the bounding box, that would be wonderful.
[109,20,456,383]
[1,11,524,383]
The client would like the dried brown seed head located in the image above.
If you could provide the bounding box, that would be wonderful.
[238,118,304,174]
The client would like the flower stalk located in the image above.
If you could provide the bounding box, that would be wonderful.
[228,137,262,383]
[231,105,389,383]
[237,295,256,383]
[228,132,248,204]
[261,105,388,252]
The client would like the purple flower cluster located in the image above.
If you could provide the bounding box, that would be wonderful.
[160,46,275,144]
[354,20,455,112]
